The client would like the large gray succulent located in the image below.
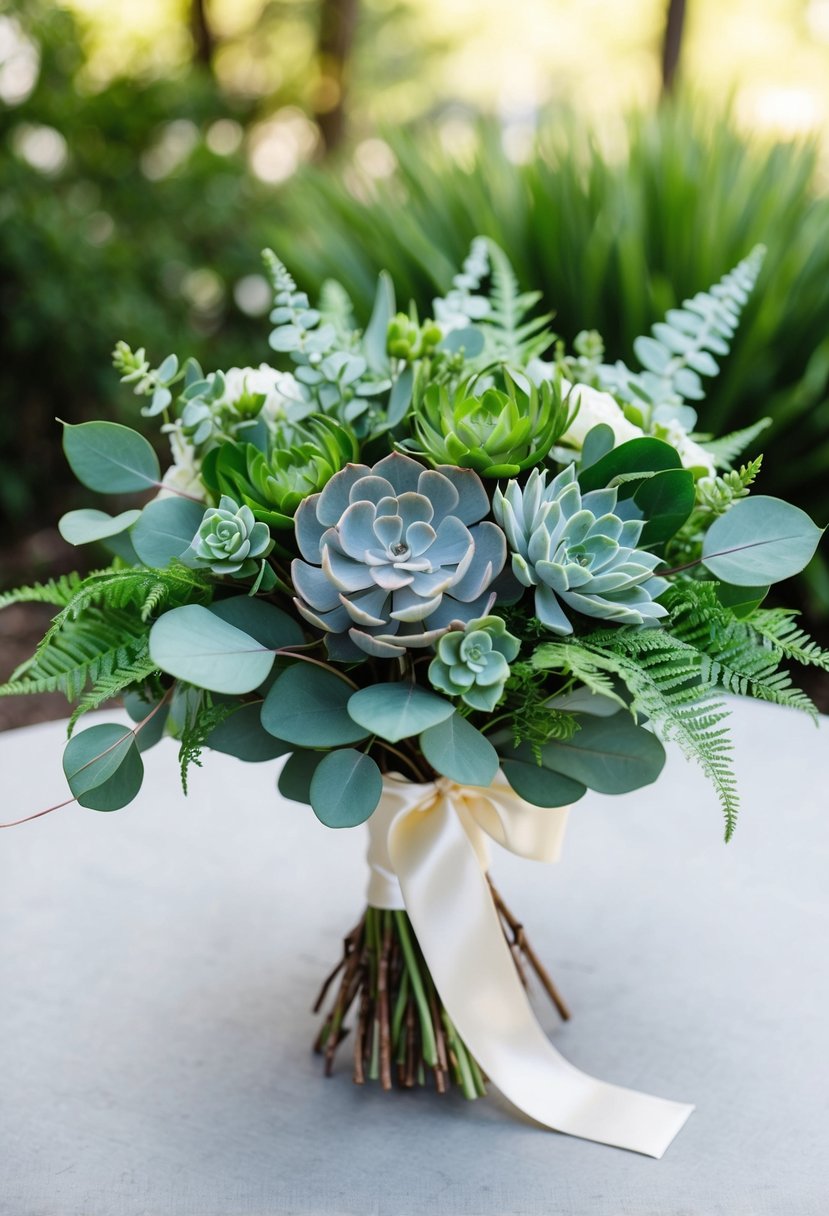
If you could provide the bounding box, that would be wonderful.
[493,466,668,634]
[292,453,506,659]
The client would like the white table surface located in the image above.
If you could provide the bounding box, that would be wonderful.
[1,699,827,1216]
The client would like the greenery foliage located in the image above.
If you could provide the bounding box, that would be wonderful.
[278,105,829,607]
[1,237,826,842]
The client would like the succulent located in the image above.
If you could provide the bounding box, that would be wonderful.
[207,416,358,530]
[292,452,506,659]
[387,313,442,362]
[428,615,520,710]
[191,495,273,576]
[408,372,572,478]
[493,466,669,634]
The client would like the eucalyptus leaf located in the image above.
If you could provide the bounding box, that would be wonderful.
[123,691,170,752]
[634,468,695,545]
[501,746,586,807]
[262,664,368,746]
[578,437,682,496]
[580,423,616,470]
[419,714,499,786]
[702,496,824,586]
[206,702,291,762]
[131,497,204,568]
[438,326,485,357]
[277,749,325,804]
[541,715,666,794]
[62,722,144,811]
[310,749,383,828]
[62,420,161,493]
[58,508,142,546]
[209,596,304,649]
[715,581,769,617]
[150,605,274,694]
[347,682,454,743]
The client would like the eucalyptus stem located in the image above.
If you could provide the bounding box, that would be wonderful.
[314,884,568,1099]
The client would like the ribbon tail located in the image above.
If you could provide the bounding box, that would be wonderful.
[388,792,694,1158]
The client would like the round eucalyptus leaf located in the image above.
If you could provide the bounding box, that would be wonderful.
[501,749,586,808]
[310,749,383,828]
[206,703,291,763]
[150,605,274,694]
[62,420,161,494]
[58,508,142,546]
[419,714,499,787]
[347,683,454,744]
[578,437,682,496]
[122,691,170,752]
[702,496,824,586]
[634,468,695,546]
[715,581,769,617]
[540,715,666,794]
[131,497,205,568]
[210,596,305,650]
[580,423,616,470]
[62,723,144,810]
[277,749,325,804]
[262,664,368,746]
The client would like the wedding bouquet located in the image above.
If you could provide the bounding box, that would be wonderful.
[3,239,826,1156]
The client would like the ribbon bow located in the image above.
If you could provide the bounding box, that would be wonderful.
[367,773,693,1158]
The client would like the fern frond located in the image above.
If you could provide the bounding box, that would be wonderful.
[665,582,818,717]
[67,655,160,733]
[482,240,553,364]
[749,608,829,672]
[700,418,771,469]
[598,245,765,412]
[178,694,235,794]
[40,564,209,647]
[532,629,739,839]
[1,607,150,701]
[0,571,88,610]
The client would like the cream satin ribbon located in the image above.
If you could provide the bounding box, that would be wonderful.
[366,773,694,1158]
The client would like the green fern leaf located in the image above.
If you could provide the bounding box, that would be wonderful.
[532,629,739,839]
[482,239,553,364]
[700,418,772,469]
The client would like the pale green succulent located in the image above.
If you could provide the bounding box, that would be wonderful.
[292,452,506,659]
[408,372,571,478]
[493,466,669,634]
[428,616,520,710]
[192,495,273,576]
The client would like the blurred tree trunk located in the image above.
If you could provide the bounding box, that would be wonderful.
[660,0,687,96]
[190,0,216,72]
[315,0,360,153]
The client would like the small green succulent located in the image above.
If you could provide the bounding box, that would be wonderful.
[428,616,520,710]
[493,466,669,634]
[408,372,572,477]
[387,313,442,362]
[191,495,273,576]
[208,415,358,530]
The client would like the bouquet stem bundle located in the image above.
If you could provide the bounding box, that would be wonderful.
[313,879,569,1098]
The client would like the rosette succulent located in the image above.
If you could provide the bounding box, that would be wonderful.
[191,495,273,576]
[292,452,506,659]
[207,416,358,529]
[408,372,572,478]
[493,467,669,634]
[428,616,520,710]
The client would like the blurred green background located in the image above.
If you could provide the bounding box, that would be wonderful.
[3,0,829,725]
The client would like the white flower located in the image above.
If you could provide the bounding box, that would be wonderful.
[155,423,205,502]
[558,378,644,449]
[655,422,716,477]
[218,364,303,426]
